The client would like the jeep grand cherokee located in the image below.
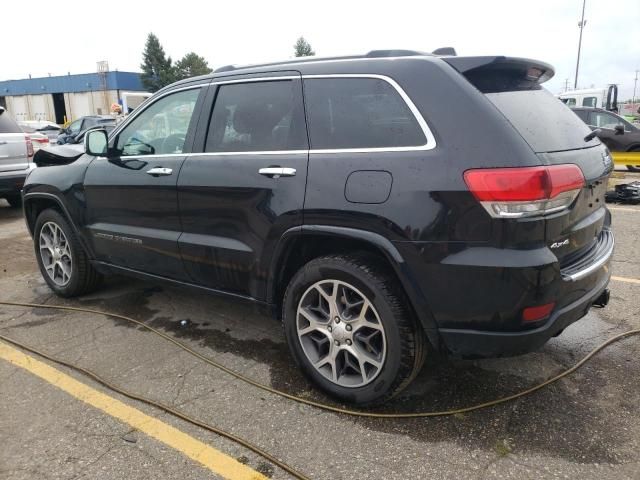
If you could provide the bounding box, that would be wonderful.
[23,50,614,404]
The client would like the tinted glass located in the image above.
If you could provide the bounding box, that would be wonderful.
[0,111,22,134]
[486,89,598,153]
[116,88,200,156]
[582,96,597,107]
[206,80,307,152]
[304,78,426,150]
[564,98,576,107]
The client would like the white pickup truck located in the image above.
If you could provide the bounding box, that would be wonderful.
[0,106,34,208]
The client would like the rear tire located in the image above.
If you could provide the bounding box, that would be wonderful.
[282,254,426,405]
[34,208,103,297]
[5,195,22,208]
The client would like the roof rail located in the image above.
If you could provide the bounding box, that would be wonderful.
[365,49,428,58]
[432,47,457,56]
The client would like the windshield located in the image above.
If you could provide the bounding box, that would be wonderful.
[486,89,600,153]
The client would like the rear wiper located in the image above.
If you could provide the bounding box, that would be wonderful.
[584,128,601,142]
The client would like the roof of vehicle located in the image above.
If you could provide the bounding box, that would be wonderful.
[163,50,554,92]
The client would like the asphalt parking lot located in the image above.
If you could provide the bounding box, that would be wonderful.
[1,173,639,480]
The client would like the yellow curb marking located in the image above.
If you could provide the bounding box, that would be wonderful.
[611,276,640,285]
[0,341,267,480]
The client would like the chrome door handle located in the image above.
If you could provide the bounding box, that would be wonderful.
[258,167,296,178]
[146,167,173,176]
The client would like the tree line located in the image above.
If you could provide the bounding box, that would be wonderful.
[141,34,315,92]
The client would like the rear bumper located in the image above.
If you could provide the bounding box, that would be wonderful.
[394,228,614,358]
[438,270,610,357]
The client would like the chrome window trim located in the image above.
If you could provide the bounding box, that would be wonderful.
[104,73,437,158]
[302,74,436,153]
[108,83,207,139]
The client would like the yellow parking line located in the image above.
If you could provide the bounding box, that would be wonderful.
[0,341,267,480]
[611,276,640,285]
[609,207,640,213]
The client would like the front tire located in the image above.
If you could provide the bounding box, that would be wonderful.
[282,254,426,405]
[34,209,103,297]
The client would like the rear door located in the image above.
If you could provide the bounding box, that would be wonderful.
[177,74,309,299]
[83,86,205,280]
[0,108,28,173]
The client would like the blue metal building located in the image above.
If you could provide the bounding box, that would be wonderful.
[0,71,146,124]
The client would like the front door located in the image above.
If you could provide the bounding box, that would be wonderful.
[178,75,309,299]
[83,86,204,280]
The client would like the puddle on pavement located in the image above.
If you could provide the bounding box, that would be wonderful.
[10,275,635,464]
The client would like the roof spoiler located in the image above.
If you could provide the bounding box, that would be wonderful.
[443,56,555,92]
[432,47,457,56]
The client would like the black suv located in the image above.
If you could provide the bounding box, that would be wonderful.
[23,51,614,404]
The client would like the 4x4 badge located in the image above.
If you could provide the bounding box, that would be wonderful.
[550,239,570,249]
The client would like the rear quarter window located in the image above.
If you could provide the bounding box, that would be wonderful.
[303,77,426,150]
[0,111,22,134]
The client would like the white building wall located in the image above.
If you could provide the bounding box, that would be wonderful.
[4,90,121,123]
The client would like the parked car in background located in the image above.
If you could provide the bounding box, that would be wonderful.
[18,120,62,144]
[559,85,618,111]
[57,116,115,144]
[61,124,117,153]
[572,107,640,171]
[19,125,50,152]
[0,107,33,207]
[24,51,613,404]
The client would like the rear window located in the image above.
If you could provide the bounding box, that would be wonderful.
[0,110,22,134]
[485,89,599,153]
[304,78,426,150]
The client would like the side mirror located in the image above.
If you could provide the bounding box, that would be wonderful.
[614,124,625,135]
[84,129,108,156]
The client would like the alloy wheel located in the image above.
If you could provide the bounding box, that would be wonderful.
[296,279,387,388]
[39,221,73,286]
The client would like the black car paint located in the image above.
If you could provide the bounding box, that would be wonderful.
[23,55,613,358]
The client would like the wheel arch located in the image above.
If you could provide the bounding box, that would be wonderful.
[267,225,440,347]
[23,192,94,258]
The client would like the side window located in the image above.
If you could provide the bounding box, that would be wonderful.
[116,88,200,156]
[582,96,597,107]
[304,77,426,150]
[564,98,576,107]
[205,80,307,152]
[590,112,623,130]
[67,119,82,135]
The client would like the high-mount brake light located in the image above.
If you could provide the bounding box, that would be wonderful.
[463,164,585,218]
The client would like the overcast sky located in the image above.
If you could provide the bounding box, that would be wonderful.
[3,0,639,98]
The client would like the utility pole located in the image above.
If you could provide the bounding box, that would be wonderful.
[574,0,587,89]
[563,78,570,92]
[633,70,639,107]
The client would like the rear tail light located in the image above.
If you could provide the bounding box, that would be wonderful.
[25,135,34,158]
[522,302,555,322]
[32,137,49,145]
[463,164,585,218]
